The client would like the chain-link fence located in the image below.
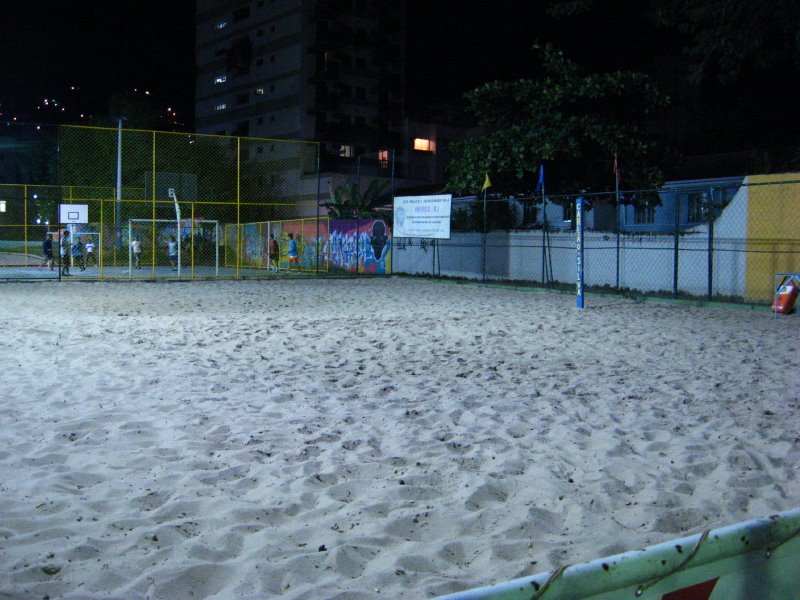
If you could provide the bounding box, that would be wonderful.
[1,123,324,279]
[391,177,800,305]
[3,122,798,306]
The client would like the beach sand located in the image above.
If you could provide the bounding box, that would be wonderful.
[1,278,798,599]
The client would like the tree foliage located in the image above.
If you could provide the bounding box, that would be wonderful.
[446,44,667,195]
[651,0,800,84]
[451,197,517,232]
[322,179,392,219]
[88,89,179,130]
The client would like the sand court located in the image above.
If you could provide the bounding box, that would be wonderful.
[0,278,798,599]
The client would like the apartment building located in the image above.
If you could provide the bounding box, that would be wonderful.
[195,0,410,177]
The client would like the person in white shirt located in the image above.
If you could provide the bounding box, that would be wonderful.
[84,240,96,266]
[168,236,178,271]
[131,238,142,269]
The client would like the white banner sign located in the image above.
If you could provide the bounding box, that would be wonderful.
[393,194,452,239]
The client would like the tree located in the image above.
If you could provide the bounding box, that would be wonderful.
[446,44,667,196]
[322,179,392,219]
[651,0,800,171]
[88,88,183,131]
[542,0,800,173]
[651,0,800,84]
[450,197,517,232]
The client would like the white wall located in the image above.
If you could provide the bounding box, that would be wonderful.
[392,186,751,299]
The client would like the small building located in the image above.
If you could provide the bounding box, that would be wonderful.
[619,176,744,234]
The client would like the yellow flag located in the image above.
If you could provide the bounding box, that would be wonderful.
[482,173,492,190]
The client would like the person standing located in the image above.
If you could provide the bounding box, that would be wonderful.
[72,238,86,271]
[84,239,96,266]
[60,230,71,276]
[131,237,142,269]
[287,232,299,272]
[41,234,54,270]
[168,236,179,271]
[269,234,279,272]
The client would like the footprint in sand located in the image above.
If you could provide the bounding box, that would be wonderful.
[464,482,510,511]
[333,544,379,578]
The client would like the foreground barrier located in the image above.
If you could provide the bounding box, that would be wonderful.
[436,507,800,600]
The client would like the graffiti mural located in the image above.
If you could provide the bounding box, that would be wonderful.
[278,220,329,271]
[329,219,391,274]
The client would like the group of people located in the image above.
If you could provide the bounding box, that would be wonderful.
[44,232,172,275]
[44,231,301,275]
[267,232,300,273]
[42,231,96,275]
[131,236,179,270]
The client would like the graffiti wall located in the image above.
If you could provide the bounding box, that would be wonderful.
[329,219,391,274]
[280,219,330,270]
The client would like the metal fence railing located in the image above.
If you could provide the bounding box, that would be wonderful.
[0,123,325,280]
[391,177,800,305]
[2,122,798,305]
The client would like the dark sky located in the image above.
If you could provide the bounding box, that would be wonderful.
[1,2,566,122]
[1,1,196,123]
[2,1,797,166]
[3,2,545,120]
[404,3,551,107]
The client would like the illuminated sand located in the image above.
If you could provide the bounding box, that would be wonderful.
[1,278,798,599]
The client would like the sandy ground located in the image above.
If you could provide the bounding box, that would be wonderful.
[0,277,798,599]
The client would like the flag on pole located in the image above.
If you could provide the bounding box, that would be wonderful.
[613,154,621,185]
[482,173,492,190]
[535,164,545,194]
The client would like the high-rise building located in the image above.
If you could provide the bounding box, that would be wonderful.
[195,0,407,177]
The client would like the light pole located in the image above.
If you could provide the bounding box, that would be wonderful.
[115,116,127,248]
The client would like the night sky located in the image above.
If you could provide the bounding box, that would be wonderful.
[0,2,643,120]
[2,1,798,169]
[0,1,195,123]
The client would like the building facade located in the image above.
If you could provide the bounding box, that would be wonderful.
[196,0,408,177]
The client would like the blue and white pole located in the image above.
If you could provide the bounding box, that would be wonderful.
[576,194,585,309]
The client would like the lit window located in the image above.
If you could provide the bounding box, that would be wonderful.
[216,21,227,30]
[339,145,354,158]
[0,200,6,213]
[214,75,227,84]
[214,103,227,111]
[413,138,434,152]
[255,87,265,95]
[378,149,389,169]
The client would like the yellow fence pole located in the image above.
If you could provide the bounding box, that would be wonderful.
[23,185,29,266]
[100,198,104,277]
[237,136,241,279]
[151,131,157,278]
[191,201,196,277]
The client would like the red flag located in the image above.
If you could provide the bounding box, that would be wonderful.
[613,154,621,185]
